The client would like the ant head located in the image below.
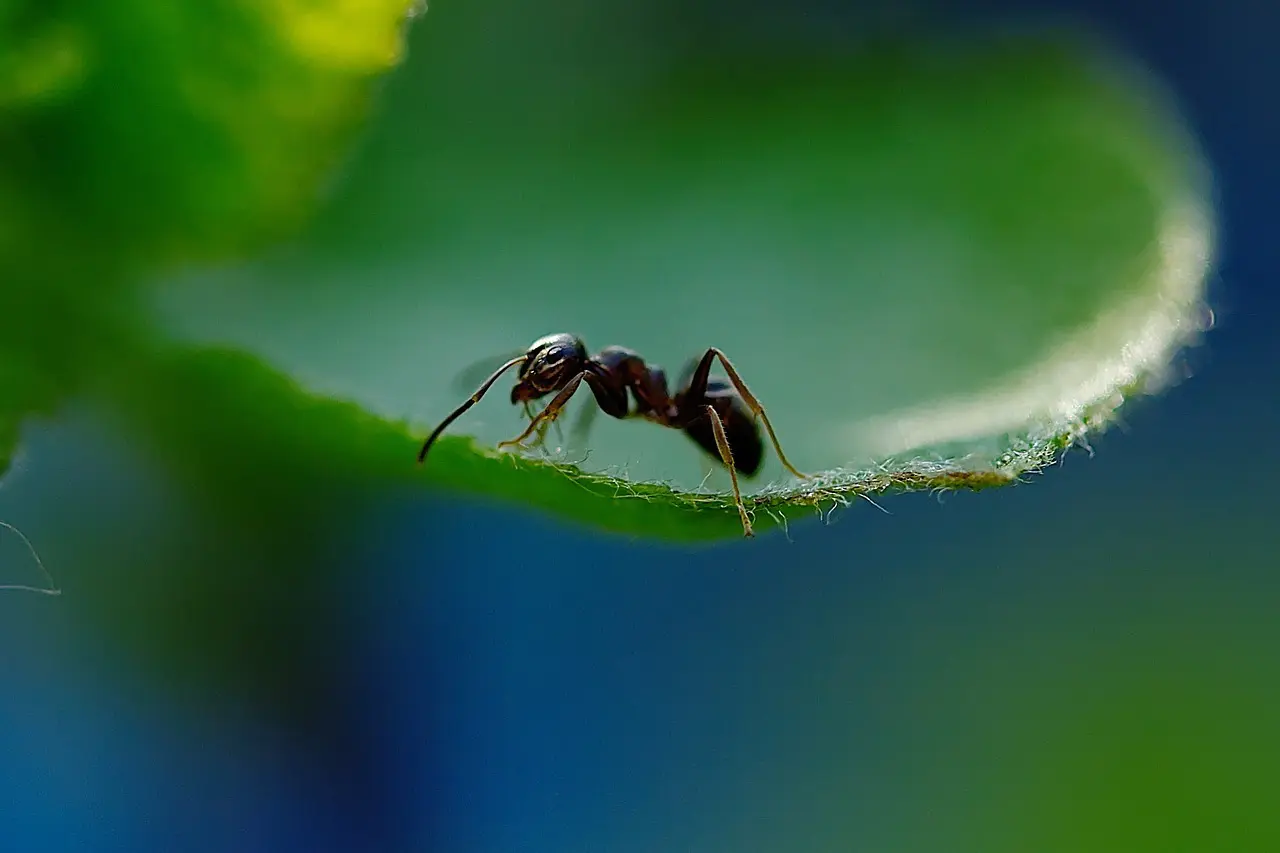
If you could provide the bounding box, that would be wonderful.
[512,333,587,402]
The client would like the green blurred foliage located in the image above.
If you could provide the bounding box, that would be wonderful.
[0,0,416,474]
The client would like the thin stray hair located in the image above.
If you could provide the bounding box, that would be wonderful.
[0,520,61,596]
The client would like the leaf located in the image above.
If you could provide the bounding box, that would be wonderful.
[154,23,1214,539]
[104,343,1034,543]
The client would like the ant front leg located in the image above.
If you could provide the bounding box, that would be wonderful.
[701,404,755,538]
[685,348,809,480]
[498,369,623,453]
[498,373,588,452]
[518,401,548,450]
[520,400,560,452]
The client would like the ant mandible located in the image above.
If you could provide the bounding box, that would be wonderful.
[416,333,810,537]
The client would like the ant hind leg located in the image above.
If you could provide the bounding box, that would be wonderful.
[695,349,809,481]
[703,404,755,538]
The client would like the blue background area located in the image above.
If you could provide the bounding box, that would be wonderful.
[1,1,1277,851]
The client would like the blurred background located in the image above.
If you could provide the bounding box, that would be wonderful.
[1,1,1277,852]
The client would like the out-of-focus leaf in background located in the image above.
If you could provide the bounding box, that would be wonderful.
[0,0,418,477]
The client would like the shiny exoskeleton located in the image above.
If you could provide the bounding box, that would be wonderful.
[416,333,808,537]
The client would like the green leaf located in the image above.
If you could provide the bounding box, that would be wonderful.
[104,343,1033,543]
[155,23,1214,539]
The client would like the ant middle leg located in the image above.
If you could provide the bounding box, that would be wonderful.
[566,392,599,456]
[685,348,809,480]
[703,404,755,537]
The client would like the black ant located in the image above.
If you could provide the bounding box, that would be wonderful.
[416,333,810,537]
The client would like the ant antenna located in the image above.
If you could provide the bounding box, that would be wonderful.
[417,355,528,463]
[0,520,61,596]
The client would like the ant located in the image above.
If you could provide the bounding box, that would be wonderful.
[416,333,810,537]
